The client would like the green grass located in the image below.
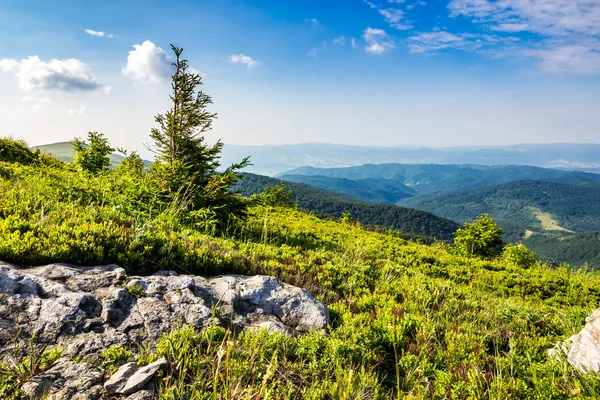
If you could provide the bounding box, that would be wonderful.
[2,146,600,398]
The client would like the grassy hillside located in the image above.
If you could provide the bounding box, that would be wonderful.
[236,173,459,241]
[280,174,416,204]
[3,143,600,398]
[34,141,151,167]
[285,164,600,195]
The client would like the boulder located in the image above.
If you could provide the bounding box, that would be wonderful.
[0,262,330,362]
[552,308,600,373]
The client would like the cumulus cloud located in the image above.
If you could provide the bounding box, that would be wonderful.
[229,54,259,69]
[122,41,171,85]
[305,18,319,24]
[363,28,395,54]
[68,106,87,116]
[84,29,115,39]
[0,56,103,92]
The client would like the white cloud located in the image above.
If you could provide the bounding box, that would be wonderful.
[68,106,86,116]
[490,23,530,32]
[525,44,600,75]
[408,30,518,55]
[307,48,318,57]
[305,18,319,24]
[351,37,358,48]
[447,0,600,74]
[378,8,413,30]
[84,29,115,39]
[0,56,103,92]
[448,0,600,36]
[122,41,171,85]
[362,28,395,54]
[333,36,346,45]
[229,54,259,69]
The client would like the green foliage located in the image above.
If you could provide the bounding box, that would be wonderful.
[4,139,600,397]
[340,210,358,225]
[99,346,132,373]
[455,214,504,258]
[72,132,115,173]
[0,332,62,399]
[252,182,295,208]
[148,45,250,232]
[503,243,537,268]
[116,149,146,176]
[236,173,459,241]
[125,282,146,298]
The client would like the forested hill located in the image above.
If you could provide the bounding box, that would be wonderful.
[398,180,600,232]
[398,180,600,267]
[235,173,459,241]
[284,164,600,195]
[280,174,416,204]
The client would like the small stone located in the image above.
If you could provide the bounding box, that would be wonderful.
[104,358,168,395]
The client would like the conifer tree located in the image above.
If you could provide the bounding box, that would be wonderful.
[149,45,249,229]
[72,132,114,173]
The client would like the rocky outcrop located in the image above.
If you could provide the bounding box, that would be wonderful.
[552,308,600,373]
[21,358,104,400]
[0,261,330,399]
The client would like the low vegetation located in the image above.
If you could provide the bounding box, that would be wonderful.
[2,44,600,399]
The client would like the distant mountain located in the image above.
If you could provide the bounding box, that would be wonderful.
[283,164,600,195]
[235,173,459,241]
[220,142,600,176]
[279,174,416,204]
[34,141,151,167]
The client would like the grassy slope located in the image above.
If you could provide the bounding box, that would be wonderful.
[236,173,459,241]
[3,150,600,398]
[34,141,151,167]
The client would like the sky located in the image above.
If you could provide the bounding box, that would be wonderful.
[0,0,599,156]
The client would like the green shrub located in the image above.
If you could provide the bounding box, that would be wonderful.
[503,243,537,268]
[99,346,132,373]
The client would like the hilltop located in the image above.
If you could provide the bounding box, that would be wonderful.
[2,139,600,398]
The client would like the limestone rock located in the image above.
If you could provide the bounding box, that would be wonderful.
[553,308,600,373]
[104,358,168,395]
[0,262,330,363]
[21,358,103,400]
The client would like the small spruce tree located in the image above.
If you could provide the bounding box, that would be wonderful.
[72,132,114,173]
[149,45,249,229]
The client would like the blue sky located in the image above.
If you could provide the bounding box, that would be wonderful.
[1,0,599,155]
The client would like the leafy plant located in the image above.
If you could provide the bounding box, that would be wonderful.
[72,131,115,173]
[455,214,504,258]
[99,346,132,373]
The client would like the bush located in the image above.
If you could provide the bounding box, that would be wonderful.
[503,243,537,268]
[454,214,504,258]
